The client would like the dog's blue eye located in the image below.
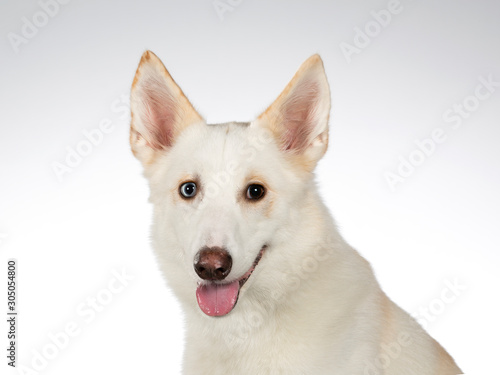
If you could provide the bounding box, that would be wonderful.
[180,182,197,198]
[246,184,265,200]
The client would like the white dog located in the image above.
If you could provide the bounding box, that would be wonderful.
[129,51,461,374]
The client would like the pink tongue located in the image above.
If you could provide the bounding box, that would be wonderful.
[196,281,240,317]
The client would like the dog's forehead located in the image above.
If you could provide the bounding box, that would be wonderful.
[173,121,275,170]
[205,121,252,142]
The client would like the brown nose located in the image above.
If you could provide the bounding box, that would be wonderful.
[194,247,232,281]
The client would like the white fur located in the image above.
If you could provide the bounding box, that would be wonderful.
[130,51,461,374]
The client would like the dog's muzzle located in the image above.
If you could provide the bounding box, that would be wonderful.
[194,245,267,317]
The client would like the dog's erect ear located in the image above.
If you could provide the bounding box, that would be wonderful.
[130,50,203,165]
[255,55,331,171]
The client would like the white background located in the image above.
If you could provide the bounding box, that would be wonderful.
[1,0,499,374]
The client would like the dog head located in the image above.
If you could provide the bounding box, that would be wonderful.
[130,51,331,318]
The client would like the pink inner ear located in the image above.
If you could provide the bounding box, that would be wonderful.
[281,80,319,152]
[140,77,177,149]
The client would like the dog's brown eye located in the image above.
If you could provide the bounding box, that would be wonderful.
[180,182,197,199]
[246,184,265,200]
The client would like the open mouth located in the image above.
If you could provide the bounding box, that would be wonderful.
[195,245,267,317]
